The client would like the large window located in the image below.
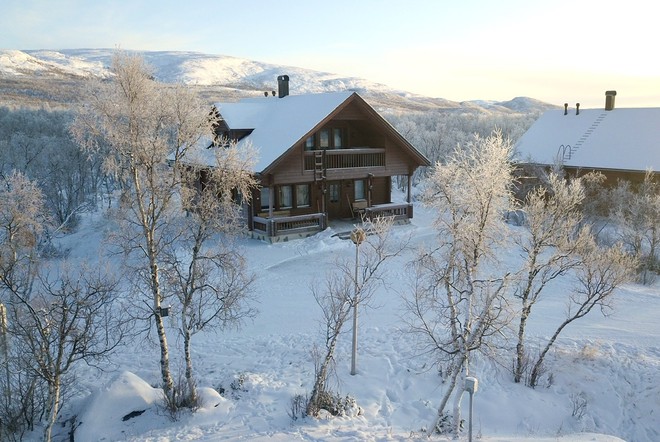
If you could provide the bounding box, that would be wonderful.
[279,185,292,209]
[296,184,310,207]
[305,127,346,150]
[260,187,270,210]
[354,180,366,200]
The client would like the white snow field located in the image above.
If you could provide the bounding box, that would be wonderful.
[50,200,659,442]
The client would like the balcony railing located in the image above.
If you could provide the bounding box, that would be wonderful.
[250,203,412,241]
[365,203,412,221]
[252,213,326,237]
[304,148,385,171]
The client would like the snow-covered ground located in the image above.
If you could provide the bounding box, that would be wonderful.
[49,201,659,442]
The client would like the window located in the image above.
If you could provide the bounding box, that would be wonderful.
[296,184,310,207]
[260,187,270,210]
[319,129,329,149]
[333,128,343,148]
[354,180,366,200]
[329,184,340,203]
[279,185,292,209]
[305,135,315,151]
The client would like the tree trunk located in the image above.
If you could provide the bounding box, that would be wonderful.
[452,383,465,439]
[433,358,462,433]
[514,303,531,383]
[307,334,339,416]
[530,320,569,387]
[44,376,61,442]
[151,259,174,404]
[183,324,196,403]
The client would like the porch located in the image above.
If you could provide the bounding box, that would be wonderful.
[249,202,413,243]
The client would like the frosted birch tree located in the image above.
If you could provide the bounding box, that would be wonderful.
[512,173,592,384]
[8,266,123,442]
[0,173,124,441]
[160,141,258,407]
[307,216,407,417]
[609,170,660,284]
[71,51,214,407]
[527,239,636,387]
[404,130,514,436]
[0,171,45,299]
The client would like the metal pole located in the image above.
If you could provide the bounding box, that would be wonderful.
[350,227,364,376]
[468,390,474,442]
[350,234,359,375]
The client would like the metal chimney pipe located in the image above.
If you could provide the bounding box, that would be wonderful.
[564,103,568,115]
[277,75,290,98]
[605,90,617,111]
[576,103,580,115]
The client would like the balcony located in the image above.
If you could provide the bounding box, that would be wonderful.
[304,148,385,171]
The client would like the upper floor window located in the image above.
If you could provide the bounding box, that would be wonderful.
[333,128,343,148]
[305,126,345,150]
[304,135,315,151]
[319,129,330,149]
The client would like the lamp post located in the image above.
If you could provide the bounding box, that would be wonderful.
[464,377,479,442]
[350,227,366,376]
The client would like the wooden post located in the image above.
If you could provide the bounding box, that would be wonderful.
[407,173,412,204]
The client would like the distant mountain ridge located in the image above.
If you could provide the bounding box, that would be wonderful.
[0,48,558,114]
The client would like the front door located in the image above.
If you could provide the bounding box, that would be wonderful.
[326,180,351,219]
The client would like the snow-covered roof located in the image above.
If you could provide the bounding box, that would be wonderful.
[216,91,355,172]
[514,107,660,173]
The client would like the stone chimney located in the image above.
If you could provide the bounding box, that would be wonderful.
[277,75,289,98]
[605,90,617,111]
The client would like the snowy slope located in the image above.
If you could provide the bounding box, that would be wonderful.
[0,49,552,114]
[41,198,660,442]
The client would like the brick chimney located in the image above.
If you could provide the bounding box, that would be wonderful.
[277,75,289,98]
[605,90,617,111]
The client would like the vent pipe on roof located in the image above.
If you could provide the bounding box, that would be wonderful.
[605,90,617,111]
[277,75,289,98]
[576,103,580,115]
[564,103,568,115]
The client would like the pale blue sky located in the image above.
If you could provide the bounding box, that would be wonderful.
[2,0,659,107]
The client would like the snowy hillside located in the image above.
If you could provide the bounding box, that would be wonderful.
[37,199,660,442]
[0,48,556,113]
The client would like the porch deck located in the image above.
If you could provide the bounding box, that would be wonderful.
[249,202,412,243]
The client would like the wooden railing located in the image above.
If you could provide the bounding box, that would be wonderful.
[252,213,326,237]
[304,148,385,170]
[365,203,412,221]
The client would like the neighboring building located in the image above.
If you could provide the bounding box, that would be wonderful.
[193,75,430,242]
[514,91,659,190]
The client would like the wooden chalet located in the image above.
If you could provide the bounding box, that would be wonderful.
[202,75,430,242]
[514,90,659,194]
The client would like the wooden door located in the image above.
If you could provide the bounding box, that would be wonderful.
[327,181,351,219]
